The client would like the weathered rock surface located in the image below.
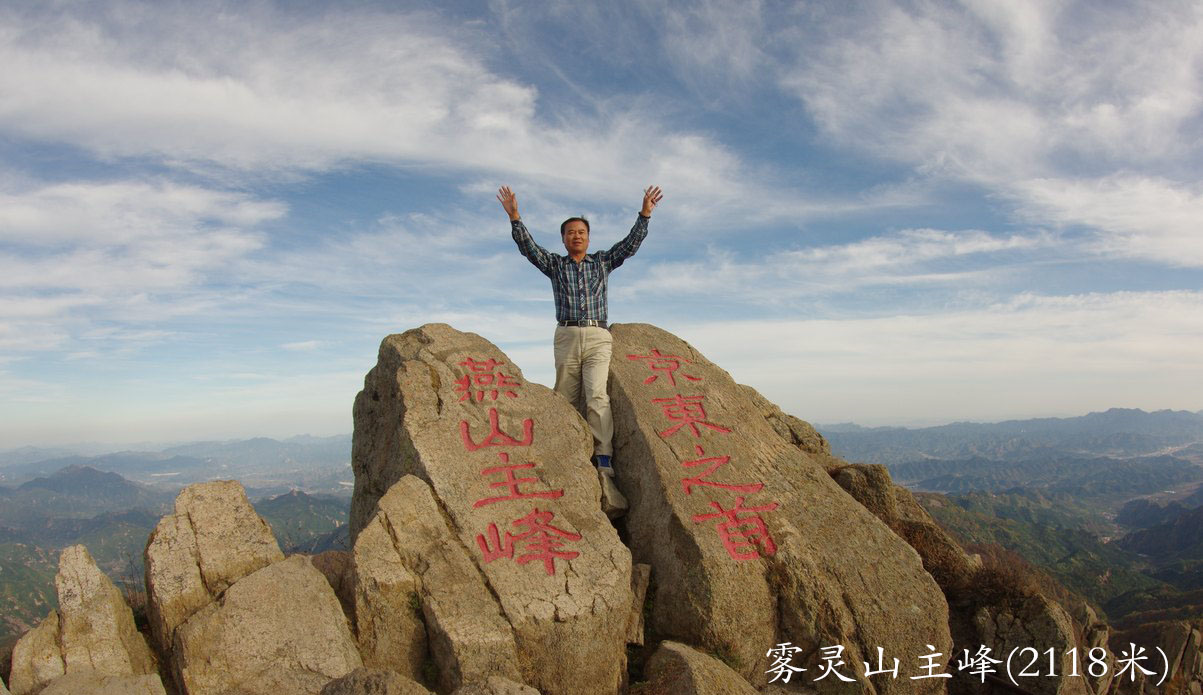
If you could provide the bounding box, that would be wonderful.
[55,545,156,678]
[631,640,759,695]
[144,480,284,656]
[9,546,157,695]
[971,594,1093,695]
[38,671,167,695]
[739,384,830,457]
[172,554,361,695]
[608,322,951,691]
[449,676,540,695]
[0,676,8,695]
[8,614,64,695]
[320,667,433,695]
[351,324,631,695]
[354,475,521,691]
[1110,620,1202,695]
[827,463,978,591]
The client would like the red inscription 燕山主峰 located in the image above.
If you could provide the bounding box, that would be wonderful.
[692,496,779,561]
[652,394,732,439]
[626,349,702,386]
[473,452,564,508]
[680,444,764,495]
[461,407,534,451]
[475,507,582,576]
[455,357,520,402]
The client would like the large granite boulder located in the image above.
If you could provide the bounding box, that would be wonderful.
[354,476,522,691]
[8,614,63,695]
[144,481,284,657]
[968,594,1095,695]
[351,324,631,695]
[8,546,159,695]
[171,554,362,695]
[631,640,759,695]
[608,323,952,691]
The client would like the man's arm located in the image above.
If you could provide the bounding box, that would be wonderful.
[498,185,556,277]
[606,186,662,268]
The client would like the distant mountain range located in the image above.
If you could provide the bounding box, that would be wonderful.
[0,434,353,495]
[821,408,1203,465]
[0,464,349,644]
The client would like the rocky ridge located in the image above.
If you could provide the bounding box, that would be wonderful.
[2,322,1199,695]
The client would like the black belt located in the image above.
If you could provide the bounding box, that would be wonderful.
[558,319,607,328]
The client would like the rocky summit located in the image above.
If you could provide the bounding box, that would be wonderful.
[3,321,1201,695]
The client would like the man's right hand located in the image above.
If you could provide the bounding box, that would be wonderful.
[497,186,520,221]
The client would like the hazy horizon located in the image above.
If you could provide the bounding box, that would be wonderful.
[5,403,1201,452]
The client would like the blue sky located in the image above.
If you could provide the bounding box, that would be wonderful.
[1,0,1201,447]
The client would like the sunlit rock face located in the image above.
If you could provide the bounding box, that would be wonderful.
[350,323,631,695]
[608,322,952,692]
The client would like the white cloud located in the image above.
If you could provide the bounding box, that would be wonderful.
[0,177,281,361]
[0,180,284,245]
[1012,175,1203,267]
[680,289,1203,425]
[622,227,1050,302]
[766,1,1203,268]
[780,2,1203,180]
[281,340,322,352]
[0,1,806,216]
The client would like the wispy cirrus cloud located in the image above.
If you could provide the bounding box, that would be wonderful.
[773,1,1203,265]
[0,1,816,219]
[621,227,1052,304]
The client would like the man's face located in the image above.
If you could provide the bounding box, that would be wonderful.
[562,221,589,255]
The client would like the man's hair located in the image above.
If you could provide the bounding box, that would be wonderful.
[560,216,590,236]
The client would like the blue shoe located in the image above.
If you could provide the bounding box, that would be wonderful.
[595,454,612,471]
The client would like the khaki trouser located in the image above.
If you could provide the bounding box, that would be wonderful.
[553,325,613,457]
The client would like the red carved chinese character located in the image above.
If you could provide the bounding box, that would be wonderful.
[455,357,520,402]
[652,395,732,438]
[681,445,764,495]
[461,408,534,451]
[627,349,702,386]
[692,496,779,561]
[473,453,564,508]
[475,507,582,575]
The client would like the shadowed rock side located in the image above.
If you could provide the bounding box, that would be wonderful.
[9,545,160,695]
[351,324,632,695]
[607,323,951,693]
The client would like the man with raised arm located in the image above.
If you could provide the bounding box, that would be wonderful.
[498,185,663,515]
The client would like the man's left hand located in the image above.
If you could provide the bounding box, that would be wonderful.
[640,186,663,217]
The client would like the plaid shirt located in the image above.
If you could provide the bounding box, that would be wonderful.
[512,215,649,322]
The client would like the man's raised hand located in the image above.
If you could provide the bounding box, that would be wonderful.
[497,186,520,221]
[641,185,663,217]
